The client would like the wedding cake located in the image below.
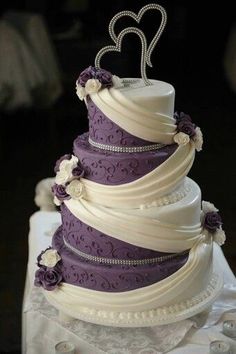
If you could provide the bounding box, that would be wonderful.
[34,4,226,327]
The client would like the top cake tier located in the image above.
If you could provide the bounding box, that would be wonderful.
[120,79,175,116]
[88,79,177,146]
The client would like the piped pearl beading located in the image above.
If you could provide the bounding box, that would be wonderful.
[46,274,221,326]
[75,275,218,320]
[88,136,165,152]
[63,236,188,265]
[140,181,191,209]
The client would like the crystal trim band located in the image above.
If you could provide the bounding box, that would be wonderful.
[88,136,165,153]
[63,236,188,265]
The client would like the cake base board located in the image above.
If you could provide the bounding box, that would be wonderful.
[44,273,223,328]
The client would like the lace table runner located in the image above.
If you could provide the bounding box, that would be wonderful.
[23,283,236,354]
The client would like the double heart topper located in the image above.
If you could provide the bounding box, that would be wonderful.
[94,3,167,86]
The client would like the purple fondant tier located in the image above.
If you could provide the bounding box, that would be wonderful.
[88,97,160,146]
[53,226,189,292]
[62,204,175,260]
[73,132,177,185]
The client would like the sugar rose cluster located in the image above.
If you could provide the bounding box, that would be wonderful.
[52,154,85,206]
[76,66,123,100]
[173,112,203,152]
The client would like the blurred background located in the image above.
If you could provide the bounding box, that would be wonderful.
[0,0,236,352]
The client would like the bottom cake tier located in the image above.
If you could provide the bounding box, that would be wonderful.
[44,233,223,327]
[52,226,189,292]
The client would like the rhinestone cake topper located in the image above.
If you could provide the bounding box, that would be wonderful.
[95,3,167,86]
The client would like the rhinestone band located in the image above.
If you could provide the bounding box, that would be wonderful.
[63,237,188,265]
[89,136,165,153]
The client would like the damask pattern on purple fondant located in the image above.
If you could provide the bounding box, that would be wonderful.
[53,226,189,292]
[73,132,177,185]
[61,204,179,260]
[88,96,158,146]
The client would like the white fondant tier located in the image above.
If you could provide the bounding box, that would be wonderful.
[120,78,175,116]
[90,81,177,144]
[44,237,223,327]
[65,177,202,253]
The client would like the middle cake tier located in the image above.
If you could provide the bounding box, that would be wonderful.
[61,177,202,256]
[61,203,176,260]
[73,132,177,185]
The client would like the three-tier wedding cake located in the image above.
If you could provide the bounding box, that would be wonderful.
[34,4,226,327]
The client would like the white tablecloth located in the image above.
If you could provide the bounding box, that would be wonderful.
[22,211,236,354]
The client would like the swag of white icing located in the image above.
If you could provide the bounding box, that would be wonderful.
[52,154,85,206]
[201,201,226,246]
[173,112,203,152]
[76,66,123,100]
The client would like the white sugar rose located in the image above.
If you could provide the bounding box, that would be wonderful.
[40,249,61,268]
[59,155,78,170]
[55,155,78,185]
[193,126,203,151]
[173,132,190,146]
[85,79,102,94]
[53,196,62,206]
[66,179,84,200]
[76,83,86,100]
[214,227,226,246]
[202,201,219,213]
[55,168,70,185]
[112,75,123,88]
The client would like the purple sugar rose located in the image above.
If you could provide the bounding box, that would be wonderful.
[177,119,196,137]
[204,211,223,232]
[72,164,85,178]
[52,184,70,201]
[34,267,63,291]
[174,111,192,123]
[95,68,113,87]
[77,66,96,87]
[54,154,71,173]
[77,66,113,88]
[34,267,46,287]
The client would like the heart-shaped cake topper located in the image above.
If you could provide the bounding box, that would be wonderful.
[108,3,167,68]
[95,27,150,85]
[94,3,167,86]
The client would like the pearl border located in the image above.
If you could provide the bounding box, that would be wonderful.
[88,136,165,153]
[63,236,189,265]
[45,273,223,327]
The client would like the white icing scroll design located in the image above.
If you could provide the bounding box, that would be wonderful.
[94,3,167,85]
